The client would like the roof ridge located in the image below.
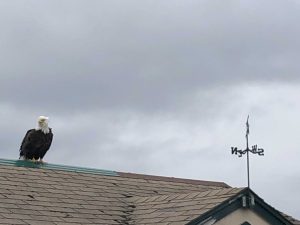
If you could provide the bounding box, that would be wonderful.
[129,187,244,203]
[0,158,229,188]
[118,172,230,187]
[0,158,118,176]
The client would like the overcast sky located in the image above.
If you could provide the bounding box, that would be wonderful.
[0,0,299,219]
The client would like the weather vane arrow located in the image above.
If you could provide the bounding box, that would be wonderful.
[231,116,264,188]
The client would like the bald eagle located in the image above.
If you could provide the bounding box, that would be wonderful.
[19,116,53,163]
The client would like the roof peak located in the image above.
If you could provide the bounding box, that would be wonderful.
[118,172,230,188]
[0,158,118,176]
[0,158,229,187]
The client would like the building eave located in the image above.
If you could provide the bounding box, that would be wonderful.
[187,188,294,225]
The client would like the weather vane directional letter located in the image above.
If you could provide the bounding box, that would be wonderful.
[231,116,264,188]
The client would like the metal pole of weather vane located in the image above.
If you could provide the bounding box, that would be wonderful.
[246,116,250,188]
[231,116,264,188]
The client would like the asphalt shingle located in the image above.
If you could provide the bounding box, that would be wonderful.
[0,160,298,225]
[0,162,229,225]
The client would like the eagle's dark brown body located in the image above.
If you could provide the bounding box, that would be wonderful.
[19,129,53,160]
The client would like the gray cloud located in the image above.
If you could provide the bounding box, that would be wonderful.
[1,0,300,113]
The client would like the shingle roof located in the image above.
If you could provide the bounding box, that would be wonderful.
[0,159,231,225]
[0,159,298,225]
[127,187,244,224]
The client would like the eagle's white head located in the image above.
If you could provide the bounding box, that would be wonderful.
[36,116,50,134]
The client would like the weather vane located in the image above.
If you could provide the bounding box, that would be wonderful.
[231,116,264,188]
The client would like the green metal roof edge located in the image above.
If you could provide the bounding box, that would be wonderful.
[187,188,294,225]
[0,158,118,176]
